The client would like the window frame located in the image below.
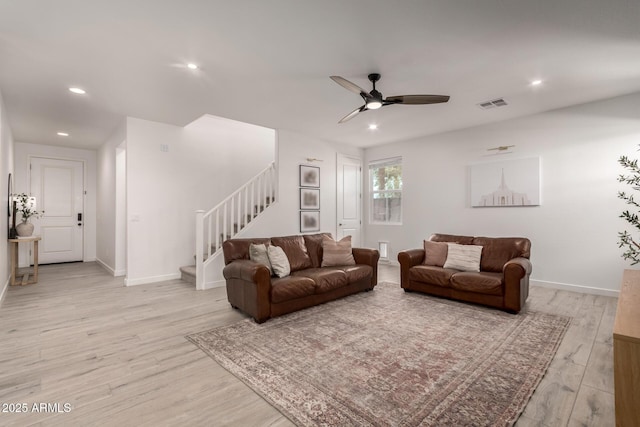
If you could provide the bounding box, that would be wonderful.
[368,157,403,225]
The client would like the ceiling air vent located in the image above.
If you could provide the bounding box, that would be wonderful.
[477,98,508,110]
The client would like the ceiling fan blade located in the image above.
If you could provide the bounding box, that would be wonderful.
[330,76,370,98]
[338,105,366,123]
[385,95,450,105]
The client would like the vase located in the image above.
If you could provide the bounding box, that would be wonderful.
[16,220,34,237]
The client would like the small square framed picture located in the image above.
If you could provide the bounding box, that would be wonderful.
[300,211,320,233]
[300,188,320,210]
[300,165,320,188]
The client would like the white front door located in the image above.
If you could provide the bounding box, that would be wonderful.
[336,154,362,247]
[30,157,84,264]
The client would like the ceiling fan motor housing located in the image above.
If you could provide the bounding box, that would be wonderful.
[367,74,383,105]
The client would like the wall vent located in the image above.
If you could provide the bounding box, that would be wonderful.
[477,98,508,110]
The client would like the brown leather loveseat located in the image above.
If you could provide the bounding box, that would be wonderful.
[223,233,379,323]
[398,234,532,313]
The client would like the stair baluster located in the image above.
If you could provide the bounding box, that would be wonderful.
[192,162,277,289]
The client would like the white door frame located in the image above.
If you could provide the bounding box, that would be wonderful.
[336,153,363,247]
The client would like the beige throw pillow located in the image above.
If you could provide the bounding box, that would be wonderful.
[249,243,272,275]
[267,245,291,278]
[423,240,448,267]
[443,243,483,272]
[321,235,356,267]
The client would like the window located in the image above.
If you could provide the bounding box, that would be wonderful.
[369,157,402,224]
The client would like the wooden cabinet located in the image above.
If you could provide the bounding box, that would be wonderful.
[614,269,640,427]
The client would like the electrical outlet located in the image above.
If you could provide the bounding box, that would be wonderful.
[160,144,169,152]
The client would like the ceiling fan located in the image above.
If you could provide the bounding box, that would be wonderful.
[330,73,450,123]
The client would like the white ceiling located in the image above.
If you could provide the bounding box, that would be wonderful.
[1,0,640,150]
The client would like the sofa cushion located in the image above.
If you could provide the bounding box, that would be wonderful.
[249,243,272,275]
[303,233,332,268]
[409,265,456,287]
[271,276,316,303]
[430,233,474,245]
[222,237,271,265]
[268,245,291,278]
[443,243,483,272]
[292,268,348,294]
[472,237,532,273]
[271,235,313,272]
[450,272,504,295]
[321,235,356,267]
[337,265,373,283]
[423,240,448,267]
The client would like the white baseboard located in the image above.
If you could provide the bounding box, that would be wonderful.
[202,279,226,290]
[125,272,181,287]
[0,275,9,308]
[95,258,115,275]
[95,258,126,277]
[530,279,619,297]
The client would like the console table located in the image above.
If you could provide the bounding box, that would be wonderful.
[613,269,640,426]
[8,235,41,286]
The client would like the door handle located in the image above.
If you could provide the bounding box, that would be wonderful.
[77,212,83,226]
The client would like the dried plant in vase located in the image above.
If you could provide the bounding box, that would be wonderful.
[12,193,43,237]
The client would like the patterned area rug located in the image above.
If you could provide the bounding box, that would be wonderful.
[187,282,570,426]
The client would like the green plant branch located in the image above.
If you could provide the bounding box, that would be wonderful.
[618,151,640,265]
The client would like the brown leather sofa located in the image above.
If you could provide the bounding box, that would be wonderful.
[398,234,532,313]
[222,233,380,323]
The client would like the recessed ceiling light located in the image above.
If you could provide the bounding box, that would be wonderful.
[187,63,198,70]
[69,87,86,94]
[368,124,378,130]
[57,132,69,136]
[530,79,543,86]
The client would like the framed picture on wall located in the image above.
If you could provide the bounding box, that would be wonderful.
[300,165,320,188]
[470,157,541,207]
[300,188,320,210]
[300,211,320,233]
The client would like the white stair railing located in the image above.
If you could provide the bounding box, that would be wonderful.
[195,162,277,289]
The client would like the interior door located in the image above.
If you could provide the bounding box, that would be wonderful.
[336,154,362,247]
[30,157,84,264]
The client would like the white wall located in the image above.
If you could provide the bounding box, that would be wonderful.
[248,129,362,236]
[115,145,126,275]
[201,129,364,287]
[96,121,126,275]
[125,115,275,286]
[0,89,14,303]
[364,92,640,295]
[13,142,97,266]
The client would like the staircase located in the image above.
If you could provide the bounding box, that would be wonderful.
[181,162,277,289]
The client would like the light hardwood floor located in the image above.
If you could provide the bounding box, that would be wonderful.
[0,262,616,426]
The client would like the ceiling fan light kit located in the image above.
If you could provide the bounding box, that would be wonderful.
[330,73,449,123]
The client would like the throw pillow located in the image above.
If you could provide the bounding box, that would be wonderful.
[443,243,483,272]
[268,245,291,278]
[270,236,313,272]
[423,240,448,267]
[321,235,356,267]
[249,243,272,275]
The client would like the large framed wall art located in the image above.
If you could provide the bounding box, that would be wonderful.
[471,157,541,207]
